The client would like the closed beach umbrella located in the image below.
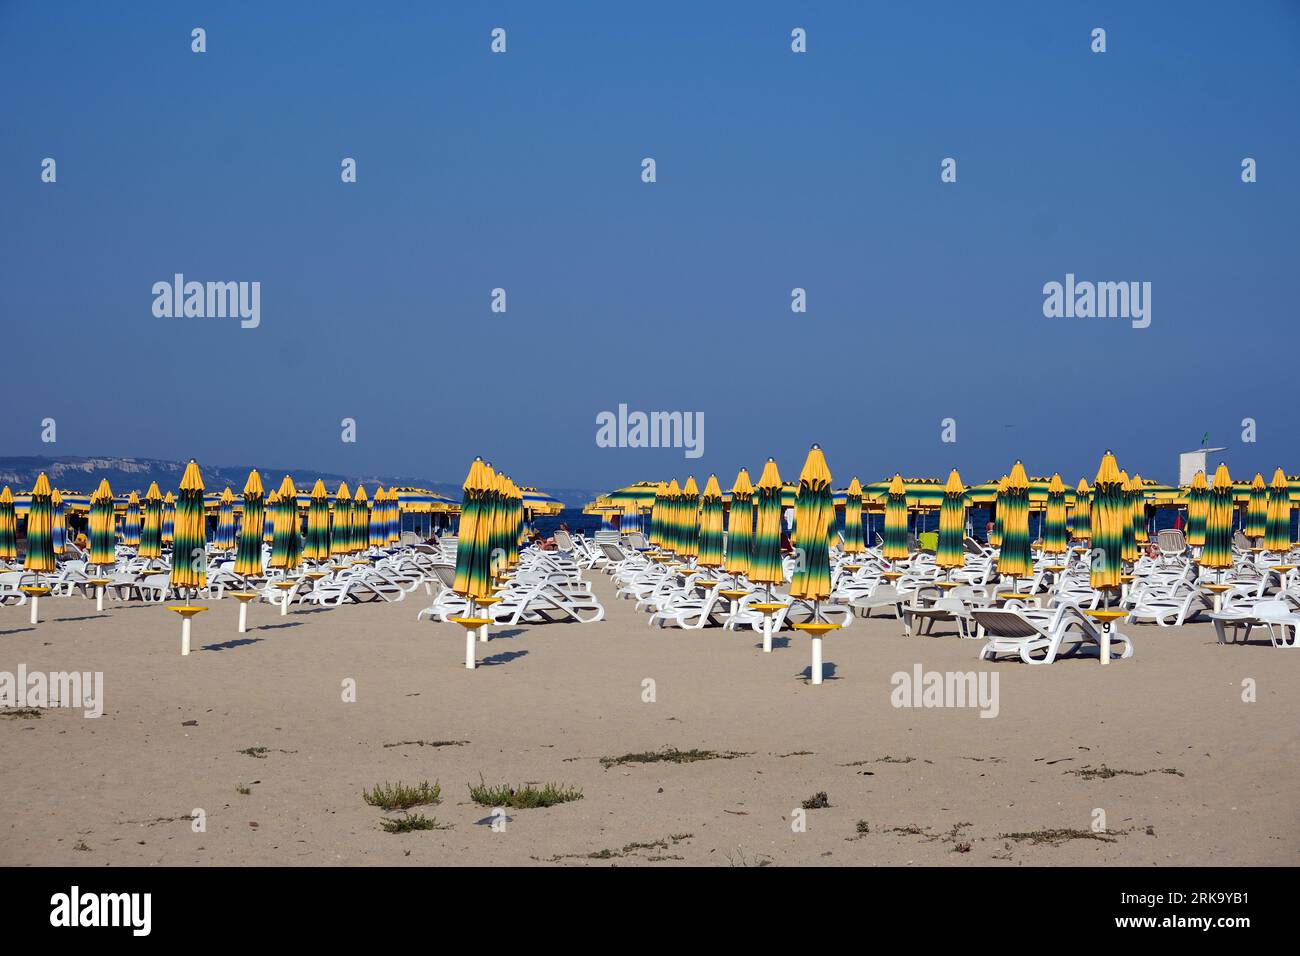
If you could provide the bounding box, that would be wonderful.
[649,481,668,549]
[1090,452,1126,591]
[52,488,66,555]
[0,487,15,563]
[369,487,387,549]
[664,479,682,553]
[789,445,833,605]
[882,474,909,560]
[842,477,866,555]
[162,492,176,546]
[89,479,116,568]
[352,485,370,554]
[1185,470,1209,548]
[387,487,402,544]
[678,477,700,560]
[453,458,494,603]
[304,479,331,562]
[332,483,352,556]
[997,462,1033,580]
[264,491,278,543]
[1201,463,1235,573]
[1245,473,1268,541]
[1043,473,1068,555]
[170,460,207,591]
[750,458,784,590]
[25,473,56,575]
[235,470,266,578]
[140,483,163,559]
[1265,468,1292,553]
[1119,472,1138,563]
[122,492,142,548]
[987,476,1006,548]
[1129,473,1149,546]
[696,475,725,569]
[214,488,237,551]
[726,468,754,577]
[1070,478,1091,540]
[936,469,966,572]
[270,476,301,570]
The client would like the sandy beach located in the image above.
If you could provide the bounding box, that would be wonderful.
[2,572,1296,868]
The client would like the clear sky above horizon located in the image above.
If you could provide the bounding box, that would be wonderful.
[3,1,1298,493]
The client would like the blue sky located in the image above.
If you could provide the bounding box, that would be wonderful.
[2,1,1297,494]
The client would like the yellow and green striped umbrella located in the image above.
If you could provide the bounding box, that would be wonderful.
[726,469,753,576]
[51,488,66,555]
[170,460,207,590]
[89,479,116,567]
[789,445,833,602]
[1184,470,1209,547]
[1090,452,1126,590]
[1201,463,1235,571]
[882,474,910,560]
[1070,478,1091,539]
[264,491,279,544]
[842,477,866,554]
[1043,473,1068,555]
[997,462,1033,578]
[1118,471,1138,562]
[161,492,175,545]
[122,492,142,548]
[664,479,683,553]
[25,473,56,575]
[269,476,301,570]
[453,458,494,602]
[332,483,353,556]
[678,476,700,560]
[304,479,331,561]
[649,481,668,549]
[139,482,163,558]
[1265,467,1292,552]
[1129,473,1149,546]
[0,487,16,563]
[936,469,966,570]
[387,486,402,544]
[369,486,388,549]
[214,488,237,551]
[1245,473,1268,540]
[696,475,725,569]
[235,470,266,577]
[353,485,370,554]
[750,459,784,587]
[989,475,1008,548]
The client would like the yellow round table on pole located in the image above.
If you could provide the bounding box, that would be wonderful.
[272,580,297,617]
[169,605,209,656]
[230,592,259,633]
[21,586,52,625]
[751,602,787,654]
[474,596,502,643]
[792,621,840,685]
[1083,609,1127,665]
[451,616,493,670]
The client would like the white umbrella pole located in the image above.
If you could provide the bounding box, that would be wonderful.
[29,595,40,626]
[238,601,248,634]
[811,635,823,685]
[181,616,192,656]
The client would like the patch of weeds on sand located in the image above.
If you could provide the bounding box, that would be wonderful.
[875,755,914,764]
[236,746,269,759]
[468,776,582,809]
[73,840,91,852]
[846,819,871,842]
[777,750,814,758]
[363,780,442,811]
[599,747,748,770]
[999,828,1120,846]
[236,785,251,796]
[382,739,468,749]
[379,813,444,834]
[887,821,973,846]
[1,707,43,719]
[547,833,693,863]
[1067,765,1183,780]
[801,791,831,809]
[726,848,773,867]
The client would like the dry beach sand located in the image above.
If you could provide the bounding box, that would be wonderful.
[2,573,1296,867]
